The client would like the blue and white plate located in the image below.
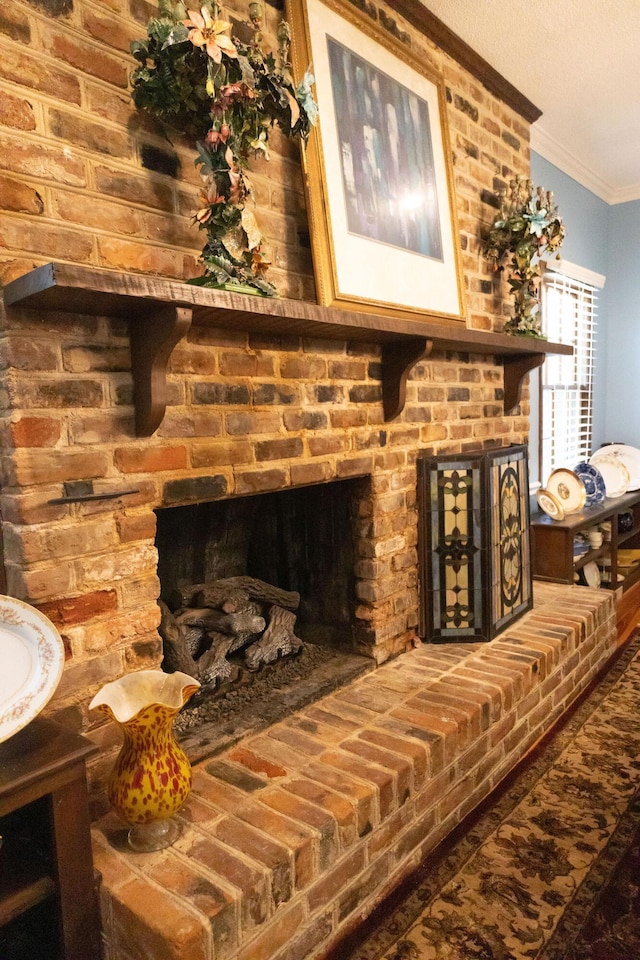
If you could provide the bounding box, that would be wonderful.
[574,461,606,505]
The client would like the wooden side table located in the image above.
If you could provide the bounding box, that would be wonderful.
[0,717,101,960]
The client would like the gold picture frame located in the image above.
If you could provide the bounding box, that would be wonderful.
[288,0,466,324]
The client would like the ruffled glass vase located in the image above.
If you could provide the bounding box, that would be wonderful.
[90,670,200,852]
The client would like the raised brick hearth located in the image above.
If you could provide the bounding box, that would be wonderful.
[92,583,616,960]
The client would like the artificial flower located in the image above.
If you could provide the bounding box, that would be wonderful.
[183,7,238,63]
[195,181,226,223]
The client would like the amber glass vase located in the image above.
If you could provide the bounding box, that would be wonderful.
[90,670,200,852]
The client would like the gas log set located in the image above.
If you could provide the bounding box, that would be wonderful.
[159,576,306,691]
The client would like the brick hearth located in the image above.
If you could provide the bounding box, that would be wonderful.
[92,582,616,960]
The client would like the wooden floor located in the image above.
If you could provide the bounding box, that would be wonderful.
[616,578,640,645]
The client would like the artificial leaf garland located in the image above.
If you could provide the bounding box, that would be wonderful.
[131,0,317,295]
[483,176,565,337]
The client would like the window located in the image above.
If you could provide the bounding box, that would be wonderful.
[539,261,605,483]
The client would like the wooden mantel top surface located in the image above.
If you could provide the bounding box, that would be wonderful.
[3,262,572,358]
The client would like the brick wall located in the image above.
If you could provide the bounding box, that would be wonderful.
[1,0,533,795]
[0,0,528,319]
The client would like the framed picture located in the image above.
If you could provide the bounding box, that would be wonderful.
[288,0,466,324]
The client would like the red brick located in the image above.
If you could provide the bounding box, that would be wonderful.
[308,435,348,456]
[190,441,252,468]
[303,761,376,839]
[342,738,413,806]
[0,47,81,103]
[9,416,62,448]
[279,357,327,379]
[52,190,140,235]
[306,846,366,914]
[337,455,375,478]
[0,218,93,262]
[359,727,429,786]
[116,513,157,543]
[44,28,129,87]
[284,778,357,849]
[213,816,293,906]
[267,725,326,757]
[9,449,109,486]
[37,589,118,625]
[0,133,85,186]
[4,337,60,371]
[108,876,209,960]
[259,787,339,869]
[227,746,288,779]
[235,468,288,495]
[148,856,239,959]
[94,164,174,211]
[114,445,187,473]
[0,91,35,130]
[97,237,185,277]
[82,7,139,52]
[179,833,270,930]
[235,901,306,960]
[255,437,303,461]
[390,706,457,765]
[319,749,393,819]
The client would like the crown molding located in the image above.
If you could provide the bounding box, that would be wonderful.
[531,124,640,206]
[386,0,541,123]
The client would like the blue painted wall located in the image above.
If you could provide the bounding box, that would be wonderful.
[603,201,640,444]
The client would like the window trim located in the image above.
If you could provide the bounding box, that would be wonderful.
[537,260,606,486]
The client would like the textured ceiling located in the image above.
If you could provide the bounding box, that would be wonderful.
[421,0,640,204]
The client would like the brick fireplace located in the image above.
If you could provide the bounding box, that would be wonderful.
[0,266,618,960]
[0,0,618,957]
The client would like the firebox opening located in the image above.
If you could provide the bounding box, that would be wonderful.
[155,477,366,649]
[154,478,372,760]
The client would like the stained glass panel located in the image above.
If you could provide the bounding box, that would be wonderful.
[418,445,532,642]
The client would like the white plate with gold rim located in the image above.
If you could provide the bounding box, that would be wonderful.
[0,596,65,744]
[546,468,587,514]
[590,444,640,492]
[592,456,630,498]
[536,487,565,521]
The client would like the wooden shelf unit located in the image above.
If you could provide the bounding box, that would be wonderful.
[2,262,572,437]
[0,718,101,960]
[531,488,640,589]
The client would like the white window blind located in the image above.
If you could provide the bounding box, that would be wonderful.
[540,267,601,483]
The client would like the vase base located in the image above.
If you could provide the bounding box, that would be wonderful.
[127,818,182,852]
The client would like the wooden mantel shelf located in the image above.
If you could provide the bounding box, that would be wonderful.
[3,263,572,437]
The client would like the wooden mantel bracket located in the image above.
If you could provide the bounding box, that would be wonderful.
[129,305,193,437]
[502,353,545,414]
[382,338,433,421]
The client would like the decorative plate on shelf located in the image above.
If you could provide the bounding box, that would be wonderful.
[0,596,65,744]
[546,468,587,514]
[591,456,630,498]
[574,461,606,506]
[582,561,602,589]
[590,444,640,492]
[536,487,565,521]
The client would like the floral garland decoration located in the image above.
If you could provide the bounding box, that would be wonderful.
[483,176,565,337]
[131,0,317,295]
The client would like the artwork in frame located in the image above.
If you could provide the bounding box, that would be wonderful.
[288,0,466,324]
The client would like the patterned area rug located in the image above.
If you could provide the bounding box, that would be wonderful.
[343,633,640,960]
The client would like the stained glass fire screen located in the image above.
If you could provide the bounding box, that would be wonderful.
[418,445,532,643]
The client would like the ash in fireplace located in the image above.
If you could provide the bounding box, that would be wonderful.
[159,575,371,762]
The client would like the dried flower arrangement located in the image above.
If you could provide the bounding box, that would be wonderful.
[483,176,565,337]
[131,0,317,295]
